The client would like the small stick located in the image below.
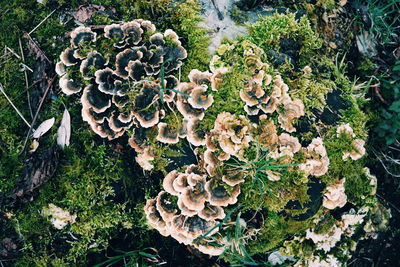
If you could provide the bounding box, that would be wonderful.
[20,75,57,154]
[28,9,57,35]
[23,32,51,63]
[0,83,31,128]
[5,46,21,59]
[19,38,33,119]
[0,81,39,112]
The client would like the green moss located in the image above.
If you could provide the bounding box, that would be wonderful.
[245,13,322,68]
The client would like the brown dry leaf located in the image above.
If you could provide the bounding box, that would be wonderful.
[339,0,347,6]
[73,4,116,23]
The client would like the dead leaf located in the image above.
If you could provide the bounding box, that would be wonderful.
[32,117,55,139]
[339,0,347,6]
[57,109,71,148]
[72,4,116,23]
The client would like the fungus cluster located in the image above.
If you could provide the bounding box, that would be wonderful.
[56,20,187,140]
[144,165,237,255]
[336,124,366,160]
[58,15,382,265]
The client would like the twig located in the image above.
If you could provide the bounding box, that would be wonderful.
[5,46,21,59]
[0,81,39,112]
[20,75,57,154]
[28,9,57,35]
[376,194,400,214]
[19,38,33,119]
[23,32,51,63]
[0,83,31,128]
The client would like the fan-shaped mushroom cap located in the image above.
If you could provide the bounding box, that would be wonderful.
[150,32,165,46]
[168,215,217,245]
[59,75,83,95]
[299,137,330,177]
[259,96,278,114]
[121,21,143,45]
[164,29,181,45]
[115,48,143,79]
[179,174,209,211]
[87,120,125,140]
[177,197,198,216]
[70,26,96,47]
[95,68,127,95]
[108,111,134,132]
[127,59,146,81]
[104,23,124,42]
[240,70,267,108]
[60,47,79,66]
[205,131,219,151]
[55,61,66,76]
[188,86,214,110]
[278,98,305,133]
[156,191,178,222]
[214,112,253,157]
[81,84,111,113]
[163,170,180,196]
[210,67,228,90]
[240,88,259,107]
[187,119,207,146]
[307,137,327,158]
[136,149,155,171]
[194,243,226,256]
[222,170,245,186]
[176,99,205,120]
[134,110,161,128]
[188,69,212,85]
[323,179,347,210]
[336,123,355,138]
[205,179,240,207]
[244,105,260,116]
[81,106,109,125]
[198,203,225,221]
[156,122,179,144]
[80,51,106,80]
[173,173,189,193]
[278,133,301,154]
[343,139,366,160]
[144,199,170,236]
[137,19,156,34]
[204,149,220,169]
[128,127,148,153]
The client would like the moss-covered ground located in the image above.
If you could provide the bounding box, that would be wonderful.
[0,0,399,266]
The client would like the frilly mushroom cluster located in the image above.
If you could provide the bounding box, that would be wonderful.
[56,20,187,140]
[144,165,241,255]
[337,124,366,161]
